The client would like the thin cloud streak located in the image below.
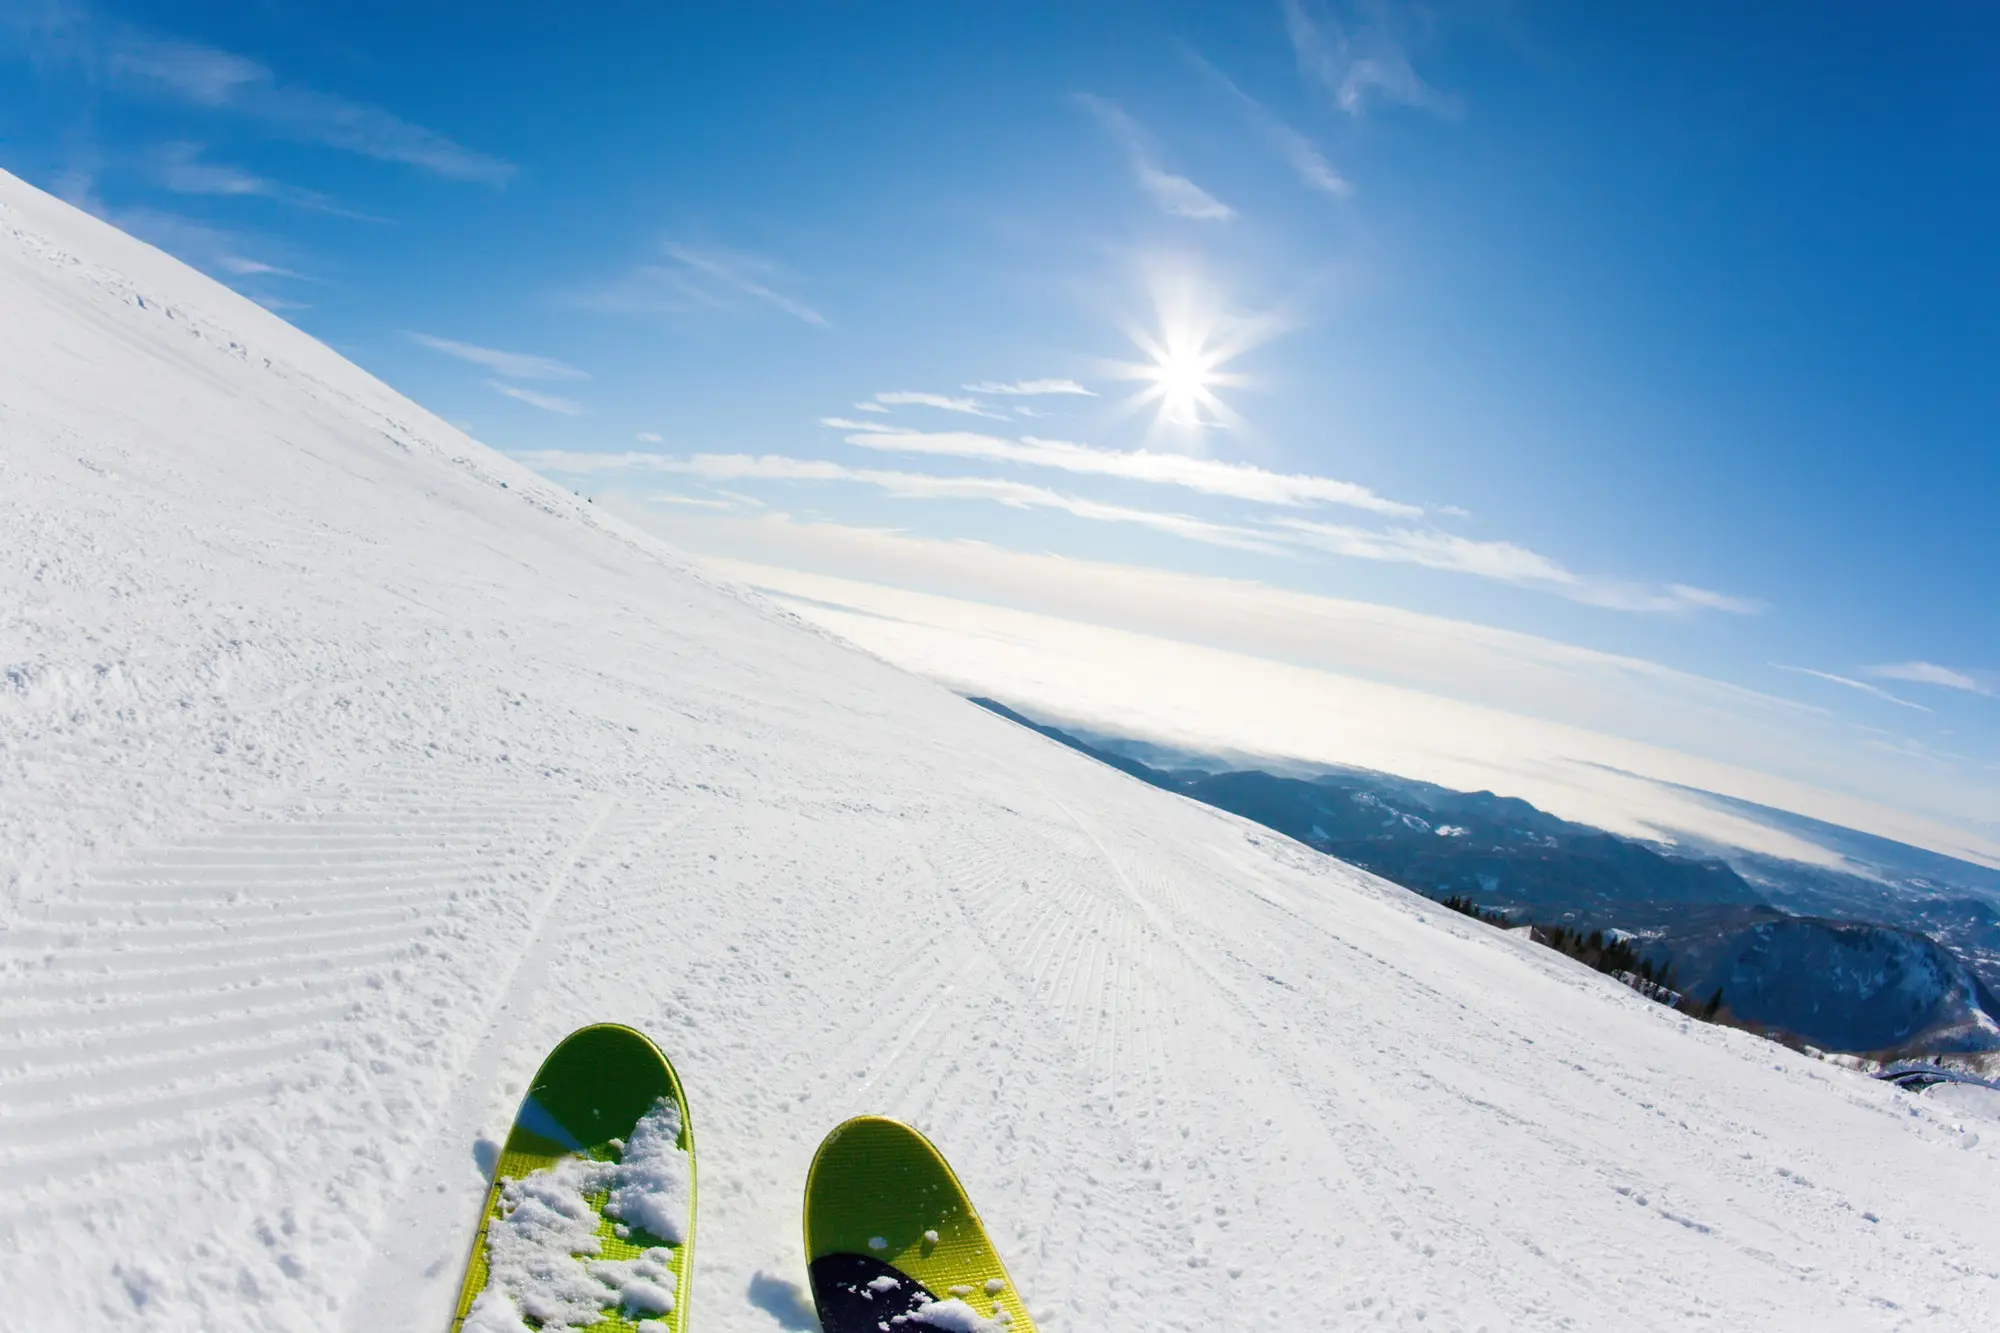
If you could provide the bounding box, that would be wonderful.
[964,379,1097,397]
[1191,52,1351,197]
[412,333,589,381]
[215,254,304,278]
[820,421,1423,516]
[88,204,302,285]
[1077,94,1235,221]
[1280,0,1457,118]
[873,391,1007,419]
[579,244,827,325]
[659,243,827,326]
[1868,661,1993,695]
[1667,584,1766,615]
[106,33,513,183]
[1774,665,1931,712]
[149,142,381,219]
[514,450,1284,554]
[488,381,583,415]
[524,445,1753,614]
[1272,518,1762,614]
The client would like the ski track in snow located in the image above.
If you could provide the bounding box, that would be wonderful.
[2,168,1998,1331]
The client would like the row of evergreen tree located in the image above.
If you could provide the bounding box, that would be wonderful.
[1438,895,1724,1021]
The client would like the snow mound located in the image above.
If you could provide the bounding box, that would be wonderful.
[2,167,1998,1331]
[1926,1081,2000,1125]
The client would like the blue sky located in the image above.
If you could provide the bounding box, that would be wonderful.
[5,1,1996,848]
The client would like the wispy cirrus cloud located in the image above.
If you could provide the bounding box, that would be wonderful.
[85,203,305,286]
[148,141,381,218]
[1867,661,1993,695]
[516,450,1283,554]
[872,391,1007,419]
[1272,517,1763,614]
[963,379,1097,397]
[215,253,305,278]
[574,242,827,326]
[1189,52,1351,198]
[818,420,1421,516]
[103,32,513,183]
[1077,94,1235,221]
[488,382,583,415]
[411,333,588,381]
[1664,584,1765,615]
[659,243,826,325]
[1280,0,1458,119]
[519,444,1753,615]
[1774,665,1930,712]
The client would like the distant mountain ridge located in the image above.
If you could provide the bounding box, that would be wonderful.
[970,697,2000,1054]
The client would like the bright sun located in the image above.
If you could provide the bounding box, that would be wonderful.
[1146,343,1218,424]
[1111,268,1270,437]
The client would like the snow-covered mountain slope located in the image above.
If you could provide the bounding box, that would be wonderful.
[1658,915,2000,1054]
[2,169,1996,1332]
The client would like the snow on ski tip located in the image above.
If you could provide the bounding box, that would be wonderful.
[452,1025,696,1333]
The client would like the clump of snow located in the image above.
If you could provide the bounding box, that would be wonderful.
[908,1296,1010,1331]
[604,1098,692,1245]
[467,1098,688,1332]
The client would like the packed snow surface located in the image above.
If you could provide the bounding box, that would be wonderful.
[0,168,1996,1331]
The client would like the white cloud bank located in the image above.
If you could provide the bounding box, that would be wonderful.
[618,511,2000,868]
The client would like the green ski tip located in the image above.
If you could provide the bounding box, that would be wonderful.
[804,1115,1037,1333]
[450,1023,696,1333]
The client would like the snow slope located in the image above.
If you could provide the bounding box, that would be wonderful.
[1,169,1996,1331]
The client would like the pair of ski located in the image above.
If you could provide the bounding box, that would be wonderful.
[450,1024,1035,1333]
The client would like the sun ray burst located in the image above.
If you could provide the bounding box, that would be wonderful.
[1103,266,1274,442]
